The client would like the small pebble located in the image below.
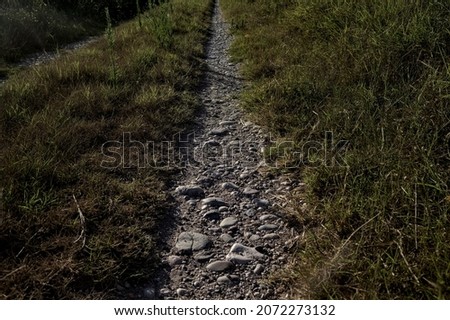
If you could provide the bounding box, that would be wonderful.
[177,288,188,296]
[254,264,264,275]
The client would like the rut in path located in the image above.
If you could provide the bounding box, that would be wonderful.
[157,0,300,299]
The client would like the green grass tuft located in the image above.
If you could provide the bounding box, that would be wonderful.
[222,0,450,299]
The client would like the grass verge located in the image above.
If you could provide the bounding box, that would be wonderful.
[222,0,449,299]
[0,0,213,299]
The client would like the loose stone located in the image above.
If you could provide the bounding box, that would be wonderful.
[206,261,234,272]
[221,182,239,190]
[228,140,241,147]
[220,217,238,228]
[175,232,211,253]
[260,214,278,221]
[167,255,183,266]
[258,224,278,231]
[263,233,280,240]
[190,233,212,251]
[244,209,256,217]
[194,253,214,262]
[239,172,250,179]
[243,187,259,196]
[218,206,228,213]
[176,288,188,296]
[249,234,261,241]
[159,288,171,297]
[217,276,232,284]
[254,264,264,275]
[203,210,220,220]
[219,233,234,243]
[229,275,240,282]
[226,243,266,264]
[175,185,205,198]
[202,197,228,208]
[187,200,197,206]
[254,198,270,208]
[209,127,229,136]
[219,120,236,126]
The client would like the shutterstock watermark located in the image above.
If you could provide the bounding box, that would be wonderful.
[100,131,349,169]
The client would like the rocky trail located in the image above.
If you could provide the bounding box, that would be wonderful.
[151,0,301,300]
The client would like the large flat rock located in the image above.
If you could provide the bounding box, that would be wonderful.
[175,232,211,253]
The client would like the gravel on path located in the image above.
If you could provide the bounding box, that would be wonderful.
[154,0,302,300]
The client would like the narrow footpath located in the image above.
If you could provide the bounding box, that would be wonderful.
[158,0,300,299]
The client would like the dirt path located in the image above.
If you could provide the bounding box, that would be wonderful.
[0,37,97,85]
[156,0,299,299]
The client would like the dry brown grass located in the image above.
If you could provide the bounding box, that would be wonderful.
[0,0,213,299]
